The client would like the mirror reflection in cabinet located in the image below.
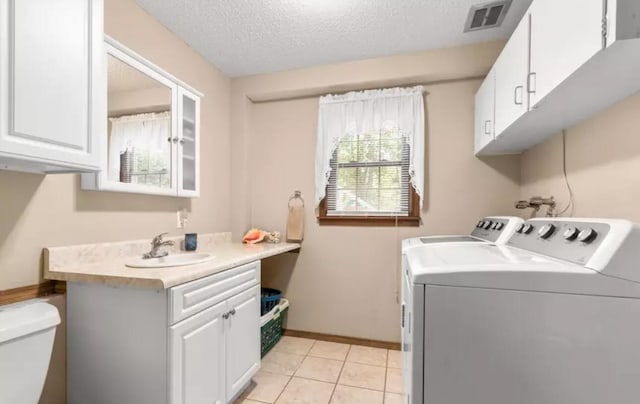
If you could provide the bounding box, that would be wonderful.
[81,36,203,197]
[107,55,173,189]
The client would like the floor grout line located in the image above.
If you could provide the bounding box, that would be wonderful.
[258,337,403,403]
[327,344,352,403]
[271,338,318,403]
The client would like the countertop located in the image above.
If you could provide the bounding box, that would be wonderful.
[44,233,300,289]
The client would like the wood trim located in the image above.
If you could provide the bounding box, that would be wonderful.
[0,280,66,306]
[318,215,420,227]
[318,185,421,227]
[283,329,401,351]
[54,280,67,295]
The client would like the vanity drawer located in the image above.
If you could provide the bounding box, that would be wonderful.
[168,261,260,324]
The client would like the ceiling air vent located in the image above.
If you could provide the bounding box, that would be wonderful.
[464,0,512,32]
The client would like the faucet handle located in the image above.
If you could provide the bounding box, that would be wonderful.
[152,232,169,245]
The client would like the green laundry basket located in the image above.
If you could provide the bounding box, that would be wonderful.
[260,298,289,357]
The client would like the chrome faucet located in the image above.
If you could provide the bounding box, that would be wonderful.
[143,233,175,259]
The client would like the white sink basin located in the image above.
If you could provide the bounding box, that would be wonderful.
[126,253,215,268]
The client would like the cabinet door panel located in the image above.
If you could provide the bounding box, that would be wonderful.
[170,300,226,404]
[225,285,261,401]
[474,70,495,154]
[494,14,530,136]
[529,0,603,108]
[0,0,101,168]
[177,87,200,197]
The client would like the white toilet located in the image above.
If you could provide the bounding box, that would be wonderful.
[0,300,61,404]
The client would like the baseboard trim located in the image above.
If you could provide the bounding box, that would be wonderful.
[0,280,66,306]
[283,329,401,351]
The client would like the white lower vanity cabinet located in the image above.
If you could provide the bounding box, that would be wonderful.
[67,261,261,404]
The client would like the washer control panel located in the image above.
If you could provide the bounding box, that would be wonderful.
[470,217,514,243]
[508,220,611,265]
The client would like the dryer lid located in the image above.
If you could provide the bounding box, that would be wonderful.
[404,243,640,298]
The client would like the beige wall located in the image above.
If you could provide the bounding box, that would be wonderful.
[232,42,521,342]
[108,86,171,116]
[0,0,231,291]
[521,92,640,221]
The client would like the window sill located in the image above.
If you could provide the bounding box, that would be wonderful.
[317,215,421,227]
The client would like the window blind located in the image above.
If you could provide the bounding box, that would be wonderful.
[326,130,411,216]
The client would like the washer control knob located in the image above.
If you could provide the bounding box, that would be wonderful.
[477,220,484,228]
[538,224,556,239]
[578,228,598,243]
[483,221,493,230]
[522,224,534,234]
[563,227,580,241]
[516,224,525,233]
[494,222,504,231]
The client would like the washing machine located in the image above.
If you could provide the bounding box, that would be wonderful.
[401,217,640,404]
[402,216,523,253]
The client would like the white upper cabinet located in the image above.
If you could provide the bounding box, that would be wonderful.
[0,0,103,173]
[528,0,603,109]
[474,68,495,154]
[81,37,203,198]
[493,13,530,135]
[475,0,640,156]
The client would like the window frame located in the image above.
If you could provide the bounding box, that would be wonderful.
[318,131,421,227]
[318,185,420,227]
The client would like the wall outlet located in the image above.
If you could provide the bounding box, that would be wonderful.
[177,209,189,229]
[176,211,183,229]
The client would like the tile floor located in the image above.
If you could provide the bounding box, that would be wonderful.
[235,336,405,404]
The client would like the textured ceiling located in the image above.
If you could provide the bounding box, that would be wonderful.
[135,0,533,77]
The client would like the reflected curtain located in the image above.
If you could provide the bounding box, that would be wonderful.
[108,111,171,182]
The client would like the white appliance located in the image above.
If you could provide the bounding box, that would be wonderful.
[0,300,61,404]
[402,217,640,404]
[402,216,523,252]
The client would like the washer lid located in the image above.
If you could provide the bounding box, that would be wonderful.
[402,235,486,252]
[405,244,640,298]
[0,301,60,344]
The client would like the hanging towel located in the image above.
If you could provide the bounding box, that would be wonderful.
[287,191,304,242]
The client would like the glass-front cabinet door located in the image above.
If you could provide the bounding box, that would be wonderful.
[178,88,200,197]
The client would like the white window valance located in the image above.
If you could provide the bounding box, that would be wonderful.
[315,86,425,208]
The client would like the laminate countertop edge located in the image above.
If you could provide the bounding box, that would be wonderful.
[43,242,301,289]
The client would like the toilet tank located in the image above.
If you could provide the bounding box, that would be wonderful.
[0,300,61,404]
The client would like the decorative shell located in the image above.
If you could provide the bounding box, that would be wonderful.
[243,228,266,244]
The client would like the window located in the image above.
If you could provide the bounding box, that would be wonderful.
[319,130,419,225]
[315,86,424,226]
[129,149,171,188]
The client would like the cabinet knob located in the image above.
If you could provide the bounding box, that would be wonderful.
[179,139,185,145]
[230,308,236,316]
[222,312,230,319]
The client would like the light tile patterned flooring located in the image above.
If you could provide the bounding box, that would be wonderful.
[235,336,405,404]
